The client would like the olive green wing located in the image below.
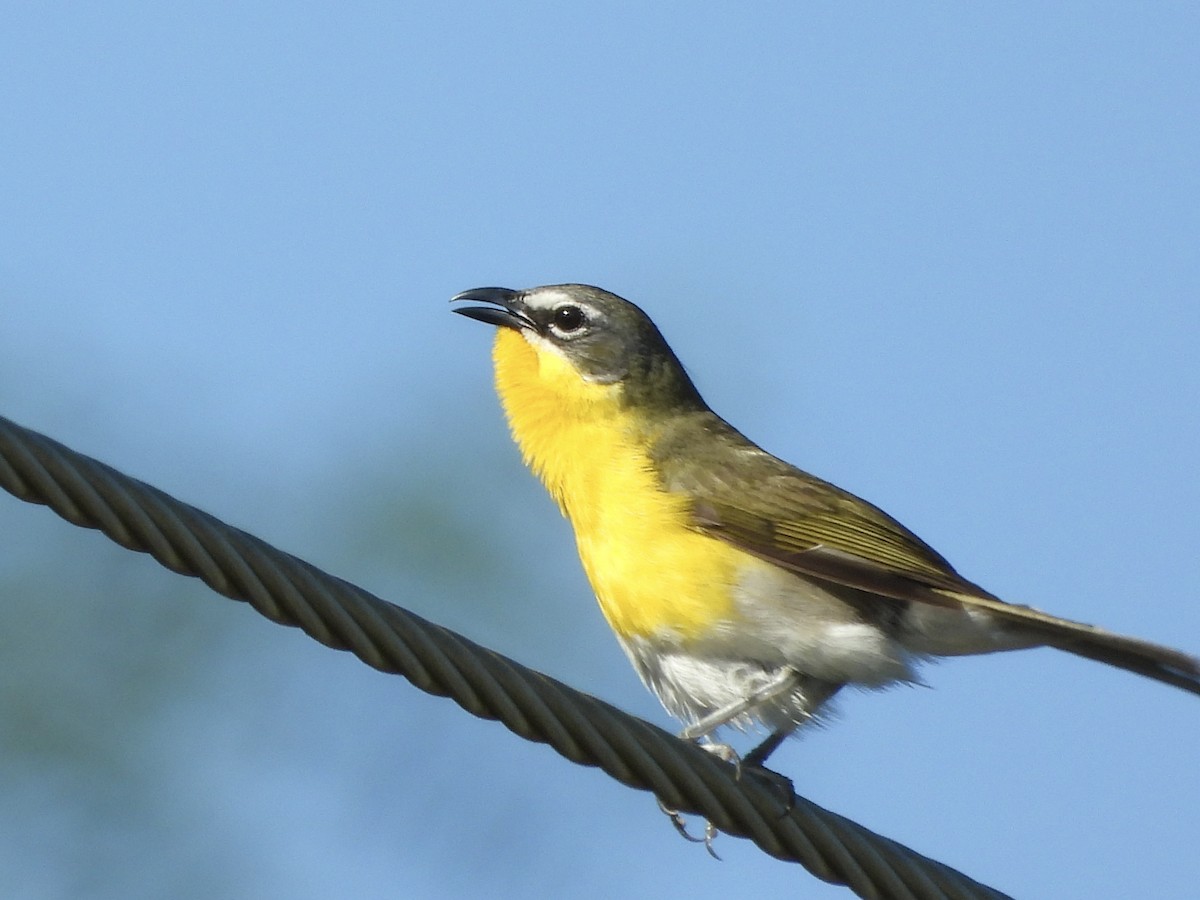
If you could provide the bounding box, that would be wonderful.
[652,413,1200,696]
[651,412,986,605]
[684,466,989,607]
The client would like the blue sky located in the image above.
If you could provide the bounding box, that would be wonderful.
[2,4,1198,898]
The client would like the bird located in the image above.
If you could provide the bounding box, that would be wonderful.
[451,284,1200,776]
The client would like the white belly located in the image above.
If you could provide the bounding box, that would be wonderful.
[616,557,1037,734]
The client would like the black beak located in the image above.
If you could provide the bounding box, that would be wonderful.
[451,287,534,330]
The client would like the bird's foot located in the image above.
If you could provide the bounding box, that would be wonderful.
[697,740,741,774]
[698,739,795,812]
[741,763,796,814]
[656,798,721,859]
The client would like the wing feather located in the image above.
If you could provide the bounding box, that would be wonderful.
[650,412,1200,695]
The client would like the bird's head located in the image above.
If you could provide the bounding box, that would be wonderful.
[452,284,703,414]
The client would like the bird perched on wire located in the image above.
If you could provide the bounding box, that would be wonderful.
[452,284,1199,801]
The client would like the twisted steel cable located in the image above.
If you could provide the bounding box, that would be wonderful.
[0,414,1010,900]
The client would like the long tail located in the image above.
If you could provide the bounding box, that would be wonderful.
[943,590,1200,697]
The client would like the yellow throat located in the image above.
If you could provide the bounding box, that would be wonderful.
[490,327,741,641]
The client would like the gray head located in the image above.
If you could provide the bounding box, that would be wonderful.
[452,283,705,411]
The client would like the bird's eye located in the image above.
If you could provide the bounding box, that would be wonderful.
[552,304,586,334]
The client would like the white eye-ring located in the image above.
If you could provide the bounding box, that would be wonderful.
[550,304,587,335]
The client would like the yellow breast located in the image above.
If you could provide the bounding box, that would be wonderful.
[491,328,741,640]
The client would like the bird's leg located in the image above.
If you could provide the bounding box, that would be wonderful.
[661,673,841,842]
[678,668,802,750]
[739,729,798,811]
[740,681,846,810]
[741,680,843,812]
[745,679,842,768]
[743,728,793,769]
[657,669,802,848]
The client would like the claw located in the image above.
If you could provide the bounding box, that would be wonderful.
[697,740,742,779]
[657,798,705,844]
[696,737,796,817]
[659,734,790,855]
[702,820,721,860]
[656,798,722,858]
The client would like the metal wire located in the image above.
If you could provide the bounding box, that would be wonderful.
[0,414,1011,900]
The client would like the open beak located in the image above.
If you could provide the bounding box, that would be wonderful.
[451,287,535,330]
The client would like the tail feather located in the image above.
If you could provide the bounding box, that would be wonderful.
[1048,634,1200,696]
[941,590,1200,697]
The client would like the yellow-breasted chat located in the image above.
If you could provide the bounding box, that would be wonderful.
[452,283,1199,772]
